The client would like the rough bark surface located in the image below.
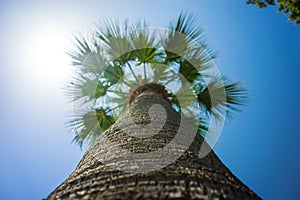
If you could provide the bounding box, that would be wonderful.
[46,92,260,200]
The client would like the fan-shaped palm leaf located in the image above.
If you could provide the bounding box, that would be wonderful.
[130,23,159,64]
[194,76,248,120]
[72,108,115,147]
[163,12,205,63]
[97,20,134,65]
[102,64,125,86]
[68,37,108,74]
[70,74,108,102]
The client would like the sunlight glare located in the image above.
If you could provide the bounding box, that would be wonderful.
[26,26,72,88]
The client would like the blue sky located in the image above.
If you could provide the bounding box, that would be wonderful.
[0,0,299,199]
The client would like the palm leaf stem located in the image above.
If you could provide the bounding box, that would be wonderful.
[127,61,139,82]
[143,62,147,80]
[105,103,126,113]
[105,68,132,87]
[107,89,129,95]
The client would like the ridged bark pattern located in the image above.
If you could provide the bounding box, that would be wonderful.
[47,93,260,200]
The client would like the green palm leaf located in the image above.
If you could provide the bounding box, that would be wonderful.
[68,37,92,66]
[72,108,115,147]
[163,12,205,63]
[130,23,159,64]
[102,64,125,86]
[68,37,108,74]
[97,20,134,65]
[151,63,170,82]
[171,12,204,43]
[70,74,108,102]
[163,12,214,84]
[194,76,248,120]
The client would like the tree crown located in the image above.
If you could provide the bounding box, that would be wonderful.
[67,12,248,147]
[247,0,300,25]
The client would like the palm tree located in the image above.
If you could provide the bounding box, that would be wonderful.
[46,13,260,199]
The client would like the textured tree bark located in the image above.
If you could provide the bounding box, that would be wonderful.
[46,92,260,200]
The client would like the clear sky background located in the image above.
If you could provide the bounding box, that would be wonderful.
[0,0,299,199]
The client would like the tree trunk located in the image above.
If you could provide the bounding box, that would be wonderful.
[46,92,260,200]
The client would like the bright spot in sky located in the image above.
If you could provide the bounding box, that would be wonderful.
[24,25,73,89]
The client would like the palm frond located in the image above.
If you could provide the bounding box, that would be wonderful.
[151,63,170,82]
[163,12,205,64]
[194,75,248,120]
[130,23,159,64]
[185,45,216,72]
[171,11,204,43]
[68,37,108,74]
[176,44,215,84]
[97,20,134,64]
[102,64,125,86]
[68,37,93,66]
[69,74,108,102]
[71,107,115,147]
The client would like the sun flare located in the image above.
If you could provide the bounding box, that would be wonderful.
[25,26,72,87]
